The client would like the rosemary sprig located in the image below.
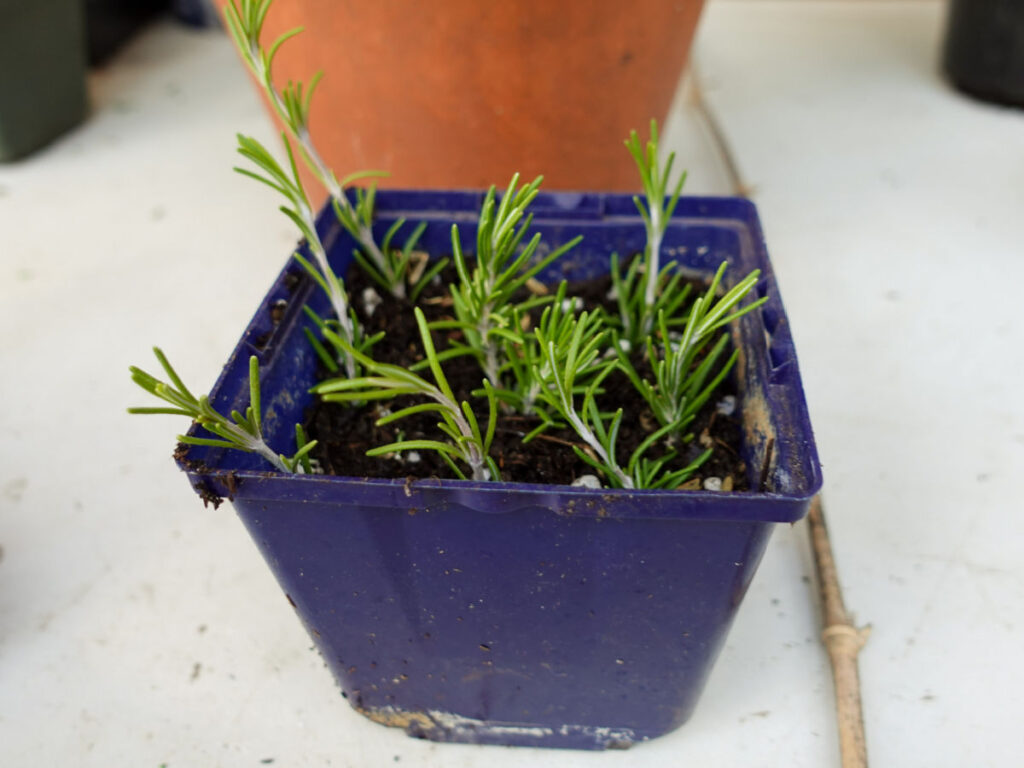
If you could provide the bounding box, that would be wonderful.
[225,0,410,298]
[355,218,448,303]
[312,308,500,482]
[617,119,687,342]
[530,305,714,490]
[617,262,766,437]
[610,251,695,344]
[129,348,316,474]
[496,281,607,423]
[234,133,360,378]
[529,309,621,488]
[441,174,582,387]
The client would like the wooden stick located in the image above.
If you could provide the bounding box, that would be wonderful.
[807,494,871,768]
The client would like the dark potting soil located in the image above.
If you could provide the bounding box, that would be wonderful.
[304,262,750,490]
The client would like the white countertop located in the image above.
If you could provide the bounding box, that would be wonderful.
[2,1,1021,765]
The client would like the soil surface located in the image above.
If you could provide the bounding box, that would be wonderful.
[304,262,749,490]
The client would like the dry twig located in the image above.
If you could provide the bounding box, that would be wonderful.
[808,494,871,768]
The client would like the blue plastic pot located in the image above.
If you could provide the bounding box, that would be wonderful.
[179,190,821,750]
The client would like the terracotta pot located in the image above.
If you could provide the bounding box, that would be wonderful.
[247,0,705,196]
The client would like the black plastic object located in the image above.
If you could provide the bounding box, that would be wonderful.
[172,0,219,28]
[944,0,1024,107]
[179,190,822,749]
[86,0,169,66]
[0,0,87,161]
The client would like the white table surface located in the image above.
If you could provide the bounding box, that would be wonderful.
[2,1,1021,765]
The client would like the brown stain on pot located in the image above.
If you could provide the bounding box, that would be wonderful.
[730,316,779,492]
[738,383,776,493]
[560,496,612,518]
[357,706,435,732]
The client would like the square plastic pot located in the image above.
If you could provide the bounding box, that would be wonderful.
[178,189,822,750]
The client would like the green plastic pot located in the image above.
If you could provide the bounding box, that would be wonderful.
[0,0,88,162]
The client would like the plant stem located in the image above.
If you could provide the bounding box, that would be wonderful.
[483,342,501,389]
[643,207,663,321]
[479,298,502,387]
[296,127,400,297]
[251,438,291,473]
[563,410,633,490]
[214,396,292,473]
[248,46,399,297]
[477,265,500,386]
[429,390,488,481]
[807,494,871,768]
[295,195,357,378]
